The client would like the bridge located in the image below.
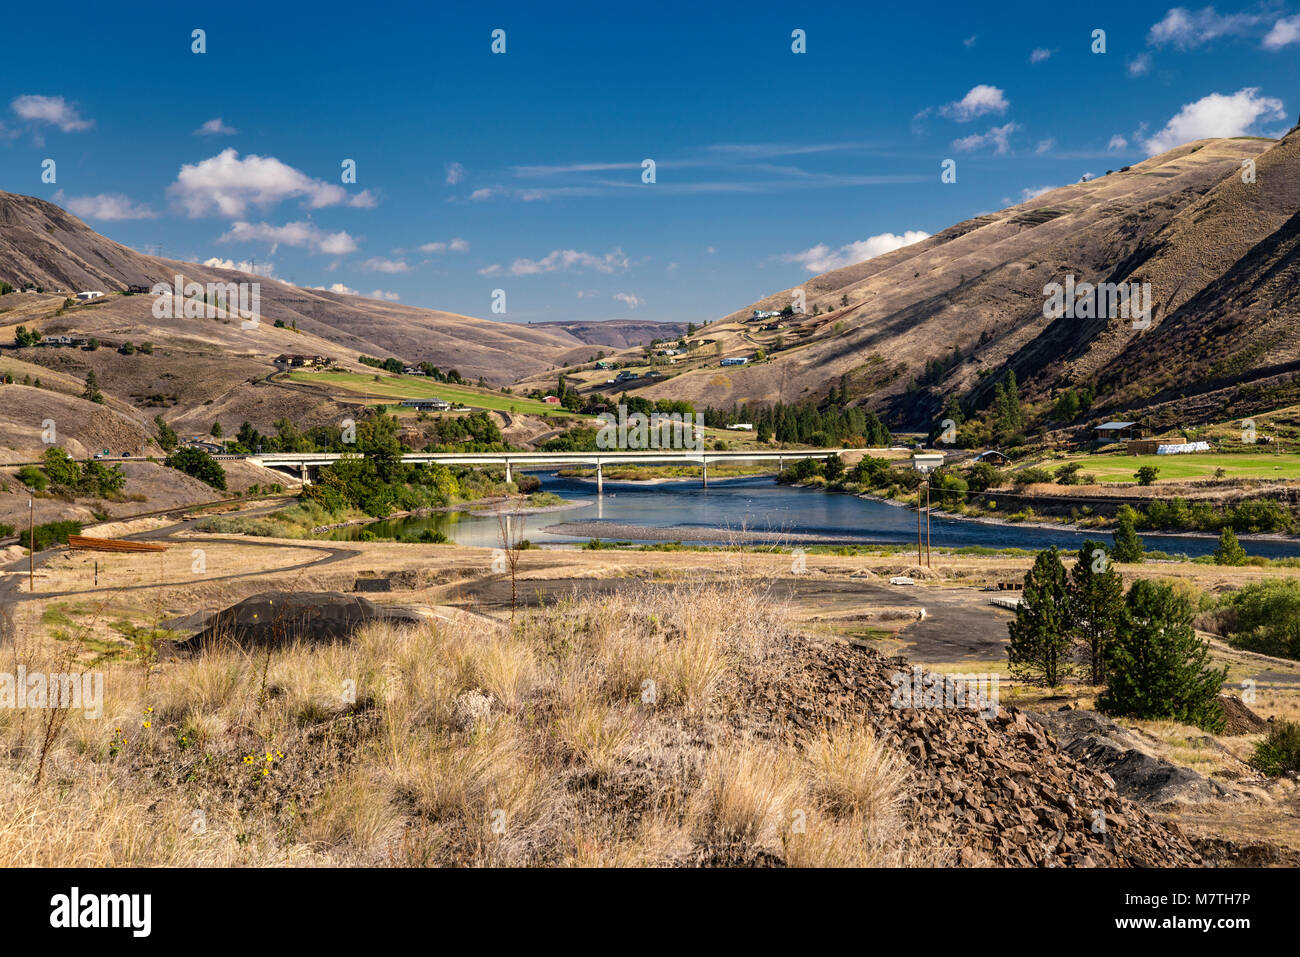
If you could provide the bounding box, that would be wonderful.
[240,449,859,492]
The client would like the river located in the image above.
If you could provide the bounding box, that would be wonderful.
[325,472,1300,559]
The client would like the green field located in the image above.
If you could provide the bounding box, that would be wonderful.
[286,371,574,417]
[1054,451,1300,483]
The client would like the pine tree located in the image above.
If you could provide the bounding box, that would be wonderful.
[1068,540,1124,684]
[81,369,103,404]
[1213,526,1247,566]
[1007,547,1073,686]
[1111,505,1144,563]
[1098,580,1226,731]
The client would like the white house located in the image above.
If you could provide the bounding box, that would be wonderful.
[76,291,104,301]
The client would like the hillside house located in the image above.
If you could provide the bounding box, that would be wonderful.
[720,357,749,366]
[273,354,331,368]
[542,395,562,405]
[76,291,104,301]
[1094,421,1142,443]
[400,398,451,411]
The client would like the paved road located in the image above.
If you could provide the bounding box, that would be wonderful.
[0,500,356,604]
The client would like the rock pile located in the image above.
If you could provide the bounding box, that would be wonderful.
[752,635,1202,867]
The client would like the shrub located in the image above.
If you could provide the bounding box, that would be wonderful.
[165,446,227,490]
[17,465,47,491]
[1213,527,1247,566]
[1011,467,1052,487]
[1250,720,1300,777]
[1221,580,1300,660]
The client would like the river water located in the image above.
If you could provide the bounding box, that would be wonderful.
[326,472,1300,559]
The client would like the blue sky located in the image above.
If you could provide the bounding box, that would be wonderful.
[2,0,1295,324]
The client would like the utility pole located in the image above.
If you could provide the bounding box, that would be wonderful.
[28,498,34,593]
[925,480,932,568]
[916,487,923,568]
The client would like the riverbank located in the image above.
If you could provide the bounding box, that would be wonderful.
[788,480,1300,548]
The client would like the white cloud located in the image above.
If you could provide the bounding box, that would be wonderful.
[1143,87,1286,154]
[1029,48,1053,63]
[1128,53,1152,76]
[195,117,237,135]
[57,191,156,221]
[963,35,977,47]
[369,289,400,301]
[202,257,276,277]
[1148,7,1261,49]
[10,94,93,132]
[468,187,495,201]
[168,149,376,217]
[445,162,465,184]
[952,122,1020,155]
[219,220,358,255]
[576,289,598,298]
[478,264,502,276]
[1035,138,1055,154]
[1263,14,1300,49]
[1108,134,1129,150]
[613,292,644,308]
[1020,185,1058,202]
[504,248,630,276]
[781,230,929,273]
[418,237,470,253]
[310,281,357,295]
[938,85,1009,122]
[358,257,409,273]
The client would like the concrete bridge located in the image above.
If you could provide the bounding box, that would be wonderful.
[239,448,861,492]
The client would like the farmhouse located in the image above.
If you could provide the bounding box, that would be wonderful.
[400,398,451,411]
[273,354,331,368]
[720,357,749,367]
[1094,421,1142,443]
[542,395,562,405]
[76,291,104,301]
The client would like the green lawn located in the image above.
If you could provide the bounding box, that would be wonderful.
[287,371,574,417]
[1055,451,1300,483]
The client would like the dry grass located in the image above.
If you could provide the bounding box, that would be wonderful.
[0,577,921,867]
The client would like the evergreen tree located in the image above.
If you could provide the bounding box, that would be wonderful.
[1213,526,1247,566]
[81,369,103,404]
[1007,547,1073,686]
[1098,580,1226,731]
[1111,505,1144,563]
[1068,540,1124,684]
[993,370,1023,437]
[153,415,178,453]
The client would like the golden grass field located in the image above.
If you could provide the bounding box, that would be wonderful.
[4,522,1300,866]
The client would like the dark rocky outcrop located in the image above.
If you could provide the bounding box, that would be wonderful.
[160,590,425,654]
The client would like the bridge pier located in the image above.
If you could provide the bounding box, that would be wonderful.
[701,459,708,489]
[596,462,604,495]
[504,461,512,485]
[299,462,311,486]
